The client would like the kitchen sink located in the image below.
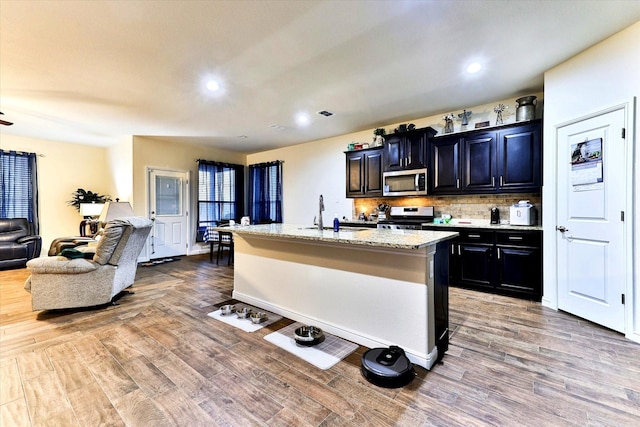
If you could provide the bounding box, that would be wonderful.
[299,226,368,232]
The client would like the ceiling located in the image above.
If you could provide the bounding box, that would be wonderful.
[1,1,639,153]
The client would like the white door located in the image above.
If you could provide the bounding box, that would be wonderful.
[149,169,189,259]
[556,106,627,333]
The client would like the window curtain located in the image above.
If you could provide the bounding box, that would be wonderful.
[249,161,283,224]
[0,150,40,233]
[197,160,244,230]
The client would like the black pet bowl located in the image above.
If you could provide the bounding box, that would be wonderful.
[293,325,325,346]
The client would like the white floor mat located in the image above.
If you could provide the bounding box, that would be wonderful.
[207,304,282,332]
[264,322,359,370]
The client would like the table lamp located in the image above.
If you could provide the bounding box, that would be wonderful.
[79,203,105,236]
[99,200,134,223]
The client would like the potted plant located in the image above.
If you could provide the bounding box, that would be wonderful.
[373,128,386,146]
[67,188,111,212]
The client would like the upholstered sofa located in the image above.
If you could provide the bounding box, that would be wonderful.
[24,217,152,311]
[0,218,42,270]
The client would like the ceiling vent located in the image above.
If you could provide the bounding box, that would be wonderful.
[318,110,333,117]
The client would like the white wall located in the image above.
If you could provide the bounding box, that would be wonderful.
[542,22,640,341]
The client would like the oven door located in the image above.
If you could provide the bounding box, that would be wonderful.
[383,168,428,196]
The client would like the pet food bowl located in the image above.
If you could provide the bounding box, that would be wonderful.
[293,325,325,346]
[249,312,267,324]
[236,307,252,319]
[220,304,235,315]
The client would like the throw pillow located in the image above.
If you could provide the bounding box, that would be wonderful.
[93,220,127,265]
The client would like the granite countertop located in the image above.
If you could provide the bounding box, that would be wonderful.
[216,224,458,250]
[419,219,542,231]
[342,219,541,231]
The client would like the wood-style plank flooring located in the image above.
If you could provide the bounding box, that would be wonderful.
[1,254,639,426]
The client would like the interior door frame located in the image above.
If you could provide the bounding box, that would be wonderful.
[544,98,635,341]
[145,166,191,260]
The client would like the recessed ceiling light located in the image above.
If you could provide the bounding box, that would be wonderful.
[206,79,220,91]
[466,62,482,74]
[296,113,310,126]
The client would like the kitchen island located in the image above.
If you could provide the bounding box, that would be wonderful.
[223,224,458,369]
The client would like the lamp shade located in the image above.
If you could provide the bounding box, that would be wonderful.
[98,201,134,222]
[79,203,104,217]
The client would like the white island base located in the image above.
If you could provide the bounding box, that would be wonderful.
[231,229,452,370]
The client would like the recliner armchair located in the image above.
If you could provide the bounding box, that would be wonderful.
[0,218,42,270]
[24,217,152,311]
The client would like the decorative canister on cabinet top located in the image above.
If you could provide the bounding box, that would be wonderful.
[515,96,537,121]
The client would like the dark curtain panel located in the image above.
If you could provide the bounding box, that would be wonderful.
[249,161,283,224]
[0,150,40,233]
[197,160,244,231]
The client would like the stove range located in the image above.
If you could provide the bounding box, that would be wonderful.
[377,206,434,230]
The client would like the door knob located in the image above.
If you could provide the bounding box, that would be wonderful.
[556,225,569,233]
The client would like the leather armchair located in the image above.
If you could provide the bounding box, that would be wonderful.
[0,218,42,270]
[25,217,152,311]
[48,236,95,256]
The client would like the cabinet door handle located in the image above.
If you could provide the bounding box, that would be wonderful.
[451,244,455,255]
[492,176,495,187]
[468,234,481,238]
[500,175,504,186]
[456,178,460,189]
[497,248,501,259]
[458,246,461,256]
[508,236,523,240]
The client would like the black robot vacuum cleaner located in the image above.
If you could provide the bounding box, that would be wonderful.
[361,345,415,388]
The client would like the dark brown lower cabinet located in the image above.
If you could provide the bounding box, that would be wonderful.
[426,227,542,301]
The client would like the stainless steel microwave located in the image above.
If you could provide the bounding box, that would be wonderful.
[383,168,428,196]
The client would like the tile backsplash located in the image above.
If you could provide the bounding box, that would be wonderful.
[353,193,542,223]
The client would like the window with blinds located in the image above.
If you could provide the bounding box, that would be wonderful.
[197,160,244,232]
[0,150,40,233]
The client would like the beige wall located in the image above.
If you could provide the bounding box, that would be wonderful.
[0,133,246,256]
[1,134,112,252]
[247,93,544,225]
[106,136,134,203]
[131,136,246,254]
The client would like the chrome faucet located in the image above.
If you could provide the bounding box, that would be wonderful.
[318,194,324,231]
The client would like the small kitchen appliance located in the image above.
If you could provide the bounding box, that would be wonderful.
[377,206,434,230]
[382,168,428,197]
[510,200,536,225]
[490,207,500,224]
[361,345,415,388]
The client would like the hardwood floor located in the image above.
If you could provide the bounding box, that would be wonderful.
[1,255,639,426]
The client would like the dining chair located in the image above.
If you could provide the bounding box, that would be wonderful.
[216,230,234,265]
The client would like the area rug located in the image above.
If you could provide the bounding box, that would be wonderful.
[207,304,282,332]
[263,322,359,370]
